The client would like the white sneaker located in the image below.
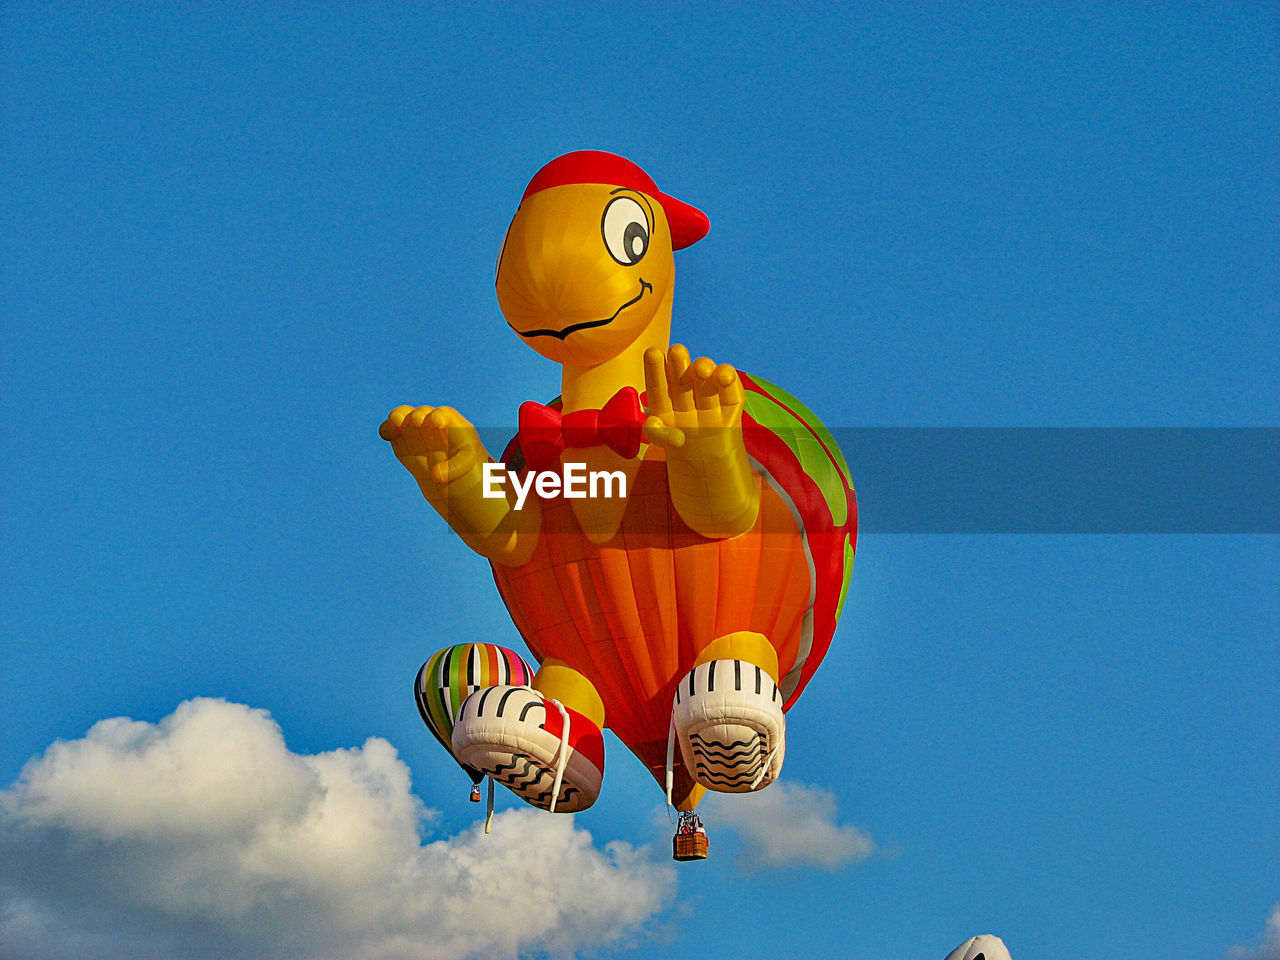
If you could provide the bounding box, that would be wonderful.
[673,660,785,792]
[451,686,604,813]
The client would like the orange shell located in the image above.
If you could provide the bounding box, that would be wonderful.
[491,451,812,786]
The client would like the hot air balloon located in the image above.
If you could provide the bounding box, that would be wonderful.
[943,934,1013,960]
[415,643,534,790]
[415,643,535,826]
[381,151,856,857]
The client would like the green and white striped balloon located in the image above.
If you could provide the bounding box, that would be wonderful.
[414,643,535,783]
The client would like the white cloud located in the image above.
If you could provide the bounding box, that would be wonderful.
[1225,903,1280,960]
[0,698,676,960]
[701,780,875,870]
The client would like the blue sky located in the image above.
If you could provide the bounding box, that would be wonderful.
[2,3,1277,959]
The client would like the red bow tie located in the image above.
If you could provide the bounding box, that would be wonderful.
[518,387,646,471]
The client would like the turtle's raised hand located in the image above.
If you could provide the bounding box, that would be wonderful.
[640,345,759,539]
[380,403,539,565]
[380,405,483,487]
[642,345,745,451]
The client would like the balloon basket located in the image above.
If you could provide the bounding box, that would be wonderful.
[673,833,708,861]
[673,811,709,862]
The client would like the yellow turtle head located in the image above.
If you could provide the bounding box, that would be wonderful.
[496,151,709,367]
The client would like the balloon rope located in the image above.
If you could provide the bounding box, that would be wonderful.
[749,729,781,791]
[547,699,570,814]
[484,777,495,835]
[664,698,677,809]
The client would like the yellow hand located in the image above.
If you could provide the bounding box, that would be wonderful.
[642,345,760,538]
[642,344,745,450]
[380,405,539,566]
[380,404,485,489]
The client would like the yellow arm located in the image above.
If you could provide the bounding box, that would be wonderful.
[379,405,540,566]
[642,346,761,539]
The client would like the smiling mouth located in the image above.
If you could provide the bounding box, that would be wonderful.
[514,279,653,341]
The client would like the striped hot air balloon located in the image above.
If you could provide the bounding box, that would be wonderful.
[490,373,856,806]
[415,643,535,785]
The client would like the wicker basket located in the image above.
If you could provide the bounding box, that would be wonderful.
[673,832,709,861]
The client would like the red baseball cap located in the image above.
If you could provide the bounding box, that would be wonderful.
[521,150,710,250]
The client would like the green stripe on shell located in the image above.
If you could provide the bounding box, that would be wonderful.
[743,384,850,528]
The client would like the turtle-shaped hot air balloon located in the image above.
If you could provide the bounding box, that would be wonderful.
[381,151,856,835]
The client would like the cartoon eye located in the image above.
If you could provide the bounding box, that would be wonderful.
[601,196,650,265]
